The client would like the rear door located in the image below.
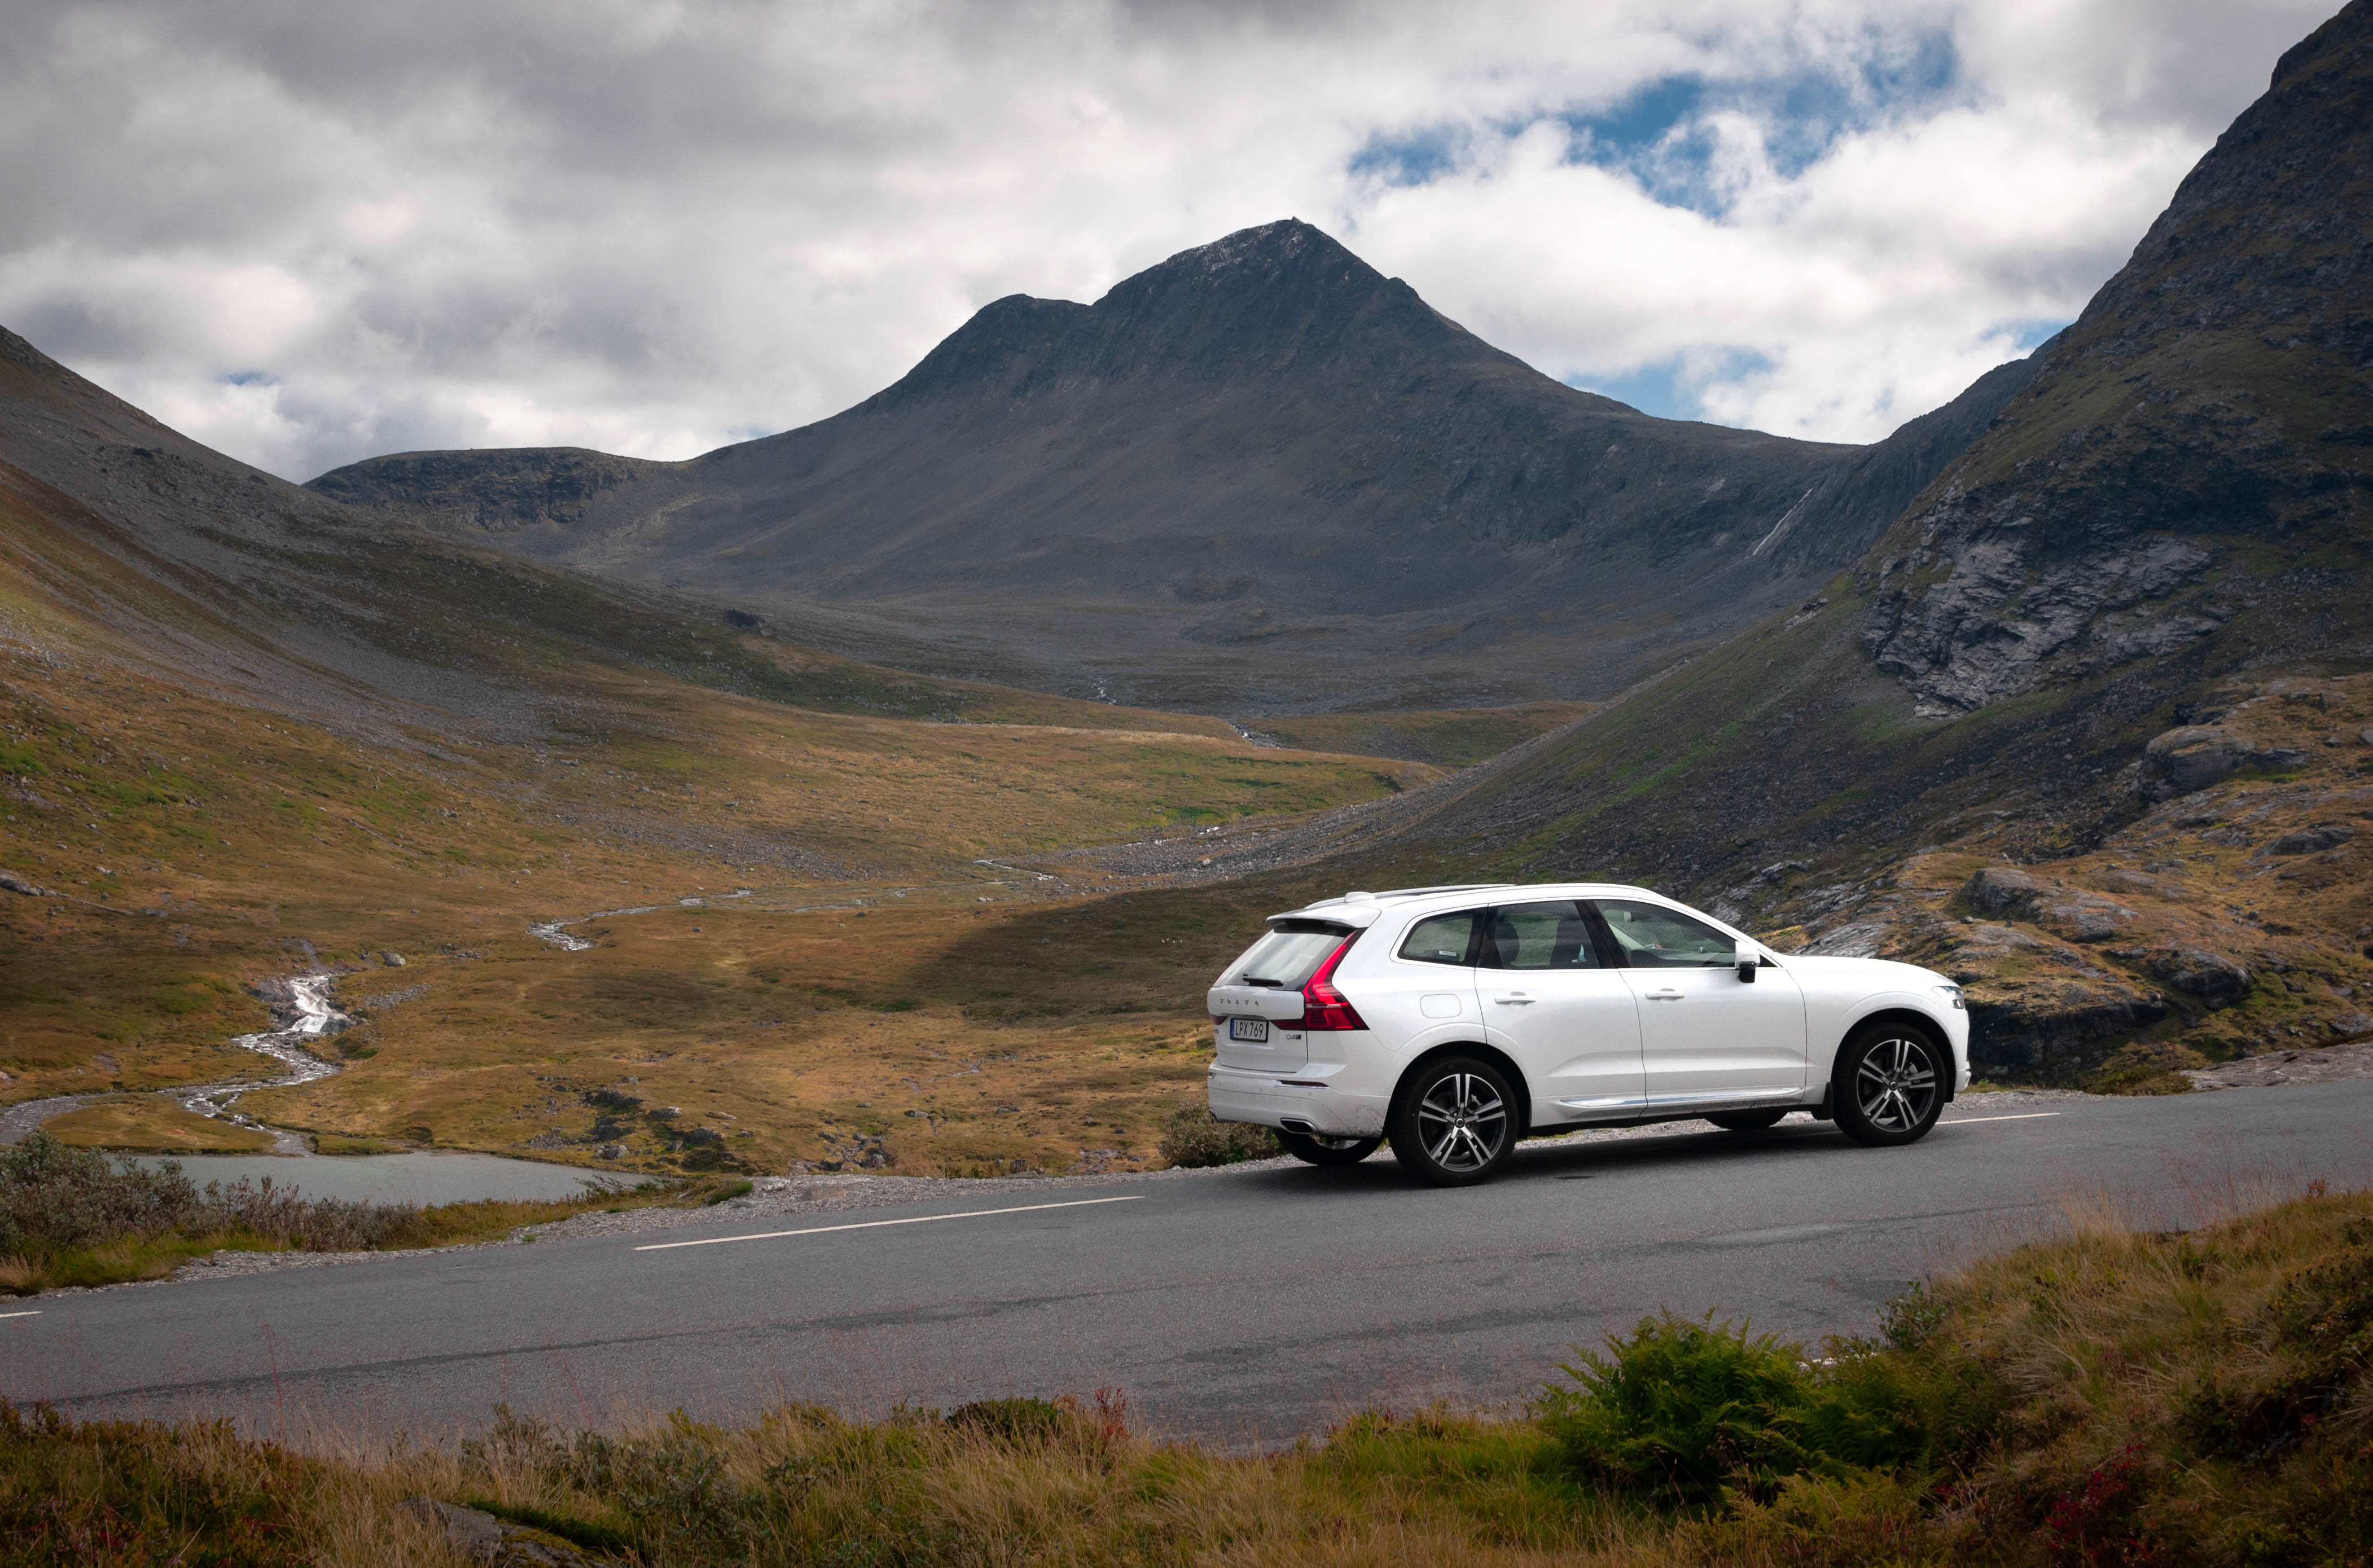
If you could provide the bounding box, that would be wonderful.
[1592,898,1806,1107]
[1359,906,1488,1051]
[1477,899,1644,1119]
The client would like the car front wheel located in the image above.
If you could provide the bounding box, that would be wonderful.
[1389,1057,1516,1186]
[1832,1022,1946,1147]
[1278,1131,1384,1167]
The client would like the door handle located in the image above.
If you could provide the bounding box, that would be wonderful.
[1493,993,1534,1005]
[1645,989,1684,1000]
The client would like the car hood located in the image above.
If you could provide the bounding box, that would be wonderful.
[1777,954,1949,991]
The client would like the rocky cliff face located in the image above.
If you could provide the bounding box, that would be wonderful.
[310,220,2037,714]
[309,446,666,533]
[1320,4,2373,1086]
[1859,0,2373,713]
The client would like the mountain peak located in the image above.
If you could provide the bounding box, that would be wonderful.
[1093,217,1394,320]
[868,218,1437,408]
[1148,218,1346,282]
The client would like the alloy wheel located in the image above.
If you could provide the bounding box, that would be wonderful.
[1854,1034,1937,1133]
[1415,1071,1508,1173]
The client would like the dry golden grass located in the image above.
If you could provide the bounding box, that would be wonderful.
[0,515,1428,1171]
[245,894,1228,1175]
[40,1096,275,1153]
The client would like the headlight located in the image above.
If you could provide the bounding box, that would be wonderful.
[1935,983,1966,1011]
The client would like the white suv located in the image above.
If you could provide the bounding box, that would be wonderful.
[1205,884,1970,1186]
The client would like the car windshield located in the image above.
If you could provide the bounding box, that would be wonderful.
[1225,923,1350,987]
[1591,899,1736,968]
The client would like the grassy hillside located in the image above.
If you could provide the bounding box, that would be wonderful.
[1247,701,1596,766]
[0,337,1433,1175]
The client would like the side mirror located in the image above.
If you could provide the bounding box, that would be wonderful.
[1735,942,1758,983]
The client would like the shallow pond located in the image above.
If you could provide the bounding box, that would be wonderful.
[123,1150,624,1207]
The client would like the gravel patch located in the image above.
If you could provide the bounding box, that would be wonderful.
[2187,1038,2373,1090]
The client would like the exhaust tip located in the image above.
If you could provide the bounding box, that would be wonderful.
[1278,1118,1315,1134]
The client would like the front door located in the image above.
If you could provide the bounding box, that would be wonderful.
[1592,898,1806,1108]
[1478,899,1644,1120]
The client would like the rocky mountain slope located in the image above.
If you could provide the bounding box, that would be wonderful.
[1305,0,2373,1086]
[310,222,2041,714]
[1859,5,2373,714]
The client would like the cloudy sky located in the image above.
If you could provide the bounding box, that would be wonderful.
[0,0,2339,481]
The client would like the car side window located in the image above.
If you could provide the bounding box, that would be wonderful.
[1482,900,1603,969]
[1591,899,1736,968]
[1397,910,1484,966]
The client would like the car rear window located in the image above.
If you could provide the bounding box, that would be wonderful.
[1225,921,1352,988]
[1592,898,1737,968]
[1397,910,1484,966]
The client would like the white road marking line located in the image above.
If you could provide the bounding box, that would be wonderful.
[0,1310,40,1320]
[633,1195,1147,1252]
[1942,1112,2062,1125]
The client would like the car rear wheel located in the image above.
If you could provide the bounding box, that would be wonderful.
[1706,1109,1787,1132]
[1389,1056,1516,1187]
[1278,1131,1383,1167]
[1832,1022,1946,1147]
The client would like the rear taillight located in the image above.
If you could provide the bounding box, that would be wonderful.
[1299,938,1367,1031]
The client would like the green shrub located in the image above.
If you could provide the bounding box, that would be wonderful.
[1538,1299,2002,1516]
[1156,1105,1279,1168]
[944,1396,1080,1447]
[0,1134,209,1257]
[1538,1311,1813,1508]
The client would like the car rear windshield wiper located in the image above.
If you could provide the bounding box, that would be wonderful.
[1238,976,1287,988]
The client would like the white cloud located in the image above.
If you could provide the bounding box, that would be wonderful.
[0,0,2340,477]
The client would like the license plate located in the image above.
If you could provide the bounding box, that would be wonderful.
[1227,1017,1270,1043]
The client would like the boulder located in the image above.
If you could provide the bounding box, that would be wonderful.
[2269,823,2357,855]
[2141,727,2258,798]
[1956,868,2133,941]
[2036,893,2138,943]
[1966,980,2170,1084]
[2145,946,2253,1008]
[396,1497,593,1567]
[1960,867,2046,917]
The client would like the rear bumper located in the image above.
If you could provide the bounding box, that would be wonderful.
[1207,1063,1389,1138]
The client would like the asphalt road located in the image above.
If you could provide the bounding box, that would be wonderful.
[10,1086,2371,1446]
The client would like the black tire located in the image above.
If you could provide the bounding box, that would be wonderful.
[1278,1131,1384,1167]
[1389,1056,1517,1187]
[1706,1109,1787,1132]
[1831,1021,1946,1147]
